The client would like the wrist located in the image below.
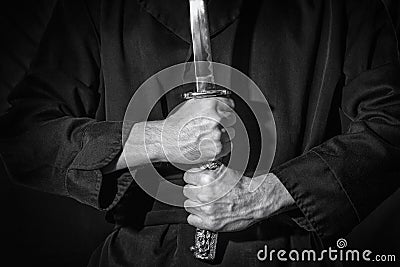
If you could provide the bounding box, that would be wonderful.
[122,121,165,167]
[253,173,295,220]
[142,120,166,162]
[269,173,295,209]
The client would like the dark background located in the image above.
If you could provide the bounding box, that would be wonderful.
[0,1,399,266]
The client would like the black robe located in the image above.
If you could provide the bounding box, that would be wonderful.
[0,0,399,266]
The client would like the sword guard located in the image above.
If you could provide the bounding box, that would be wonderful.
[183,89,231,100]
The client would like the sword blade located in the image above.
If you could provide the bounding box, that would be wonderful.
[189,0,214,92]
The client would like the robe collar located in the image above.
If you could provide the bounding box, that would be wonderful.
[136,0,243,43]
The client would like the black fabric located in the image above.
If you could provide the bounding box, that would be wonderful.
[0,0,400,266]
[383,0,400,52]
[0,0,57,114]
[89,217,326,267]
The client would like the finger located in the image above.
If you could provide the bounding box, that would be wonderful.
[187,167,204,173]
[183,184,203,201]
[184,199,202,209]
[187,214,204,229]
[220,112,237,127]
[183,172,195,185]
[183,171,215,186]
[215,97,235,111]
[225,127,236,140]
[183,168,203,184]
[184,199,204,216]
[184,181,218,203]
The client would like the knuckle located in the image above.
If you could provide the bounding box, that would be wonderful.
[187,214,196,226]
[203,219,213,230]
[198,193,210,203]
[201,176,209,185]
[183,173,190,183]
[222,114,235,127]
[183,199,190,208]
[209,215,216,224]
[182,186,189,197]
[203,174,214,184]
[213,129,222,140]
[206,217,218,231]
[183,186,193,199]
[203,205,214,215]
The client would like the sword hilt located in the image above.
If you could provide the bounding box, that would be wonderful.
[189,228,218,260]
[183,88,231,261]
[189,160,221,261]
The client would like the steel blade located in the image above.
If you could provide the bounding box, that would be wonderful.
[189,0,214,92]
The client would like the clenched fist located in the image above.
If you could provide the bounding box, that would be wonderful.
[114,97,236,172]
[183,165,295,233]
[160,97,236,165]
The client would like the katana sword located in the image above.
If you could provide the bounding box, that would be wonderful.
[183,0,230,261]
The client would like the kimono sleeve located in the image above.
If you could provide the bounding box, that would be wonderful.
[0,0,134,211]
[272,0,400,243]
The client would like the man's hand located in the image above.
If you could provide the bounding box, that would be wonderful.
[104,97,235,173]
[183,165,295,232]
[160,97,236,165]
